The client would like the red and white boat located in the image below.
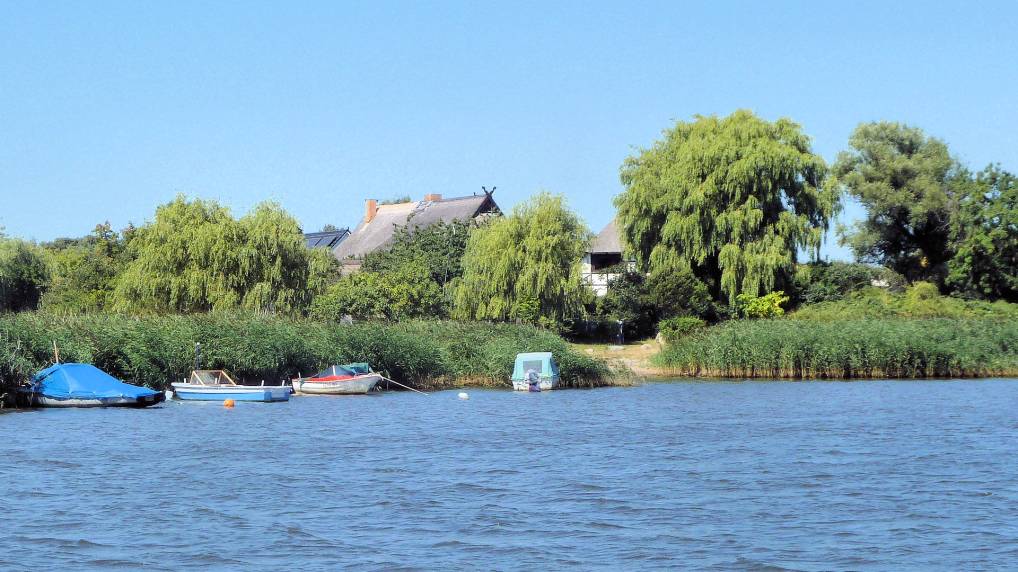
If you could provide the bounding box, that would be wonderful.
[291,364,383,395]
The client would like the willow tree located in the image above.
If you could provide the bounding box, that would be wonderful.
[453,192,591,326]
[112,196,335,315]
[237,202,336,313]
[616,110,837,304]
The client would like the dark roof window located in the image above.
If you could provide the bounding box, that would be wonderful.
[304,229,350,249]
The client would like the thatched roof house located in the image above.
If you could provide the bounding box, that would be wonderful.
[582,219,629,296]
[334,192,501,270]
[589,219,623,258]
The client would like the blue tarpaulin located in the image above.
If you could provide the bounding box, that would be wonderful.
[30,363,159,400]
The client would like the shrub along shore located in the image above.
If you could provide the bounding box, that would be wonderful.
[654,318,1018,379]
[0,313,618,393]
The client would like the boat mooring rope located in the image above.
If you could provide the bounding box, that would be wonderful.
[379,376,429,396]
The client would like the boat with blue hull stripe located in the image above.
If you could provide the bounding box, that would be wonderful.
[172,370,291,402]
[173,388,289,402]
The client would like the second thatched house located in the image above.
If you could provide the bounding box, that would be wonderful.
[581,219,632,296]
[333,192,502,271]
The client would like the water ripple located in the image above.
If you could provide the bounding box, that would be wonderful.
[3,379,1018,569]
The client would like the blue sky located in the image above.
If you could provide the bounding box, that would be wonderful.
[2,1,1016,260]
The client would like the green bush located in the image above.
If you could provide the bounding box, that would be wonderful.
[310,261,445,321]
[110,197,334,315]
[658,316,706,344]
[0,313,613,390]
[736,291,790,319]
[793,261,905,305]
[646,267,717,320]
[789,285,1018,321]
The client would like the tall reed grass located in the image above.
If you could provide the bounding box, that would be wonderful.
[655,318,1018,379]
[0,313,614,390]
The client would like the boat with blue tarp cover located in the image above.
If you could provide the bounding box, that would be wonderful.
[172,370,290,402]
[511,352,560,391]
[19,363,165,408]
[291,363,382,395]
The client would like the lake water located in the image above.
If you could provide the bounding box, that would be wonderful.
[3,379,1018,571]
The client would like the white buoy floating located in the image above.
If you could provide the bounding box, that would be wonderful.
[458,392,469,400]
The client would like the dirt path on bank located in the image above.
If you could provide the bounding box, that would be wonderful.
[570,340,676,378]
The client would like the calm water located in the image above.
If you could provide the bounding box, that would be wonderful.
[3,379,1018,571]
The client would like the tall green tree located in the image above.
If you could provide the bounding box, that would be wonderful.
[112,197,242,313]
[41,222,131,313]
[616,110,837,304]
[453,192,591,326]
[237,202,335,313]
[112,196,335,315]
[946,164,1018,302]
[833,122,961,284]
[0,237,50,312]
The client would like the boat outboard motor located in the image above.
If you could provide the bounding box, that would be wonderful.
[525,369,541,392]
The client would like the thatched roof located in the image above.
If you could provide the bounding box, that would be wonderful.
[589,219,623,254]
[334,194,499,261]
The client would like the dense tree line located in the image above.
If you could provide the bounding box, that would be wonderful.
[832,122,1016,302]
[614,112,1015,316]
[0,110,1014,342]
[1,196,336,317]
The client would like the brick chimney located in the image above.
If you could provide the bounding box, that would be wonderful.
[364,199,378,223]
[423,193,442,202]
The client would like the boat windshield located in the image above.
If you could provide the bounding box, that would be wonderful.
[313,365,354,378]
[522,360,545,376]
[190,370,237,385]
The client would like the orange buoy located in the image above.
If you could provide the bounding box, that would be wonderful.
[224,399,235,408]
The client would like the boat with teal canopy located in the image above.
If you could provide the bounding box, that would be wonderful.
[511,352,560,391]
[19,363,165,408]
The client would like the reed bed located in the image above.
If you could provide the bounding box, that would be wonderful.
[0,313,614,390]
[655,318,1018,379]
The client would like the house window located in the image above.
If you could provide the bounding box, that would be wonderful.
[590,253,623,271]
